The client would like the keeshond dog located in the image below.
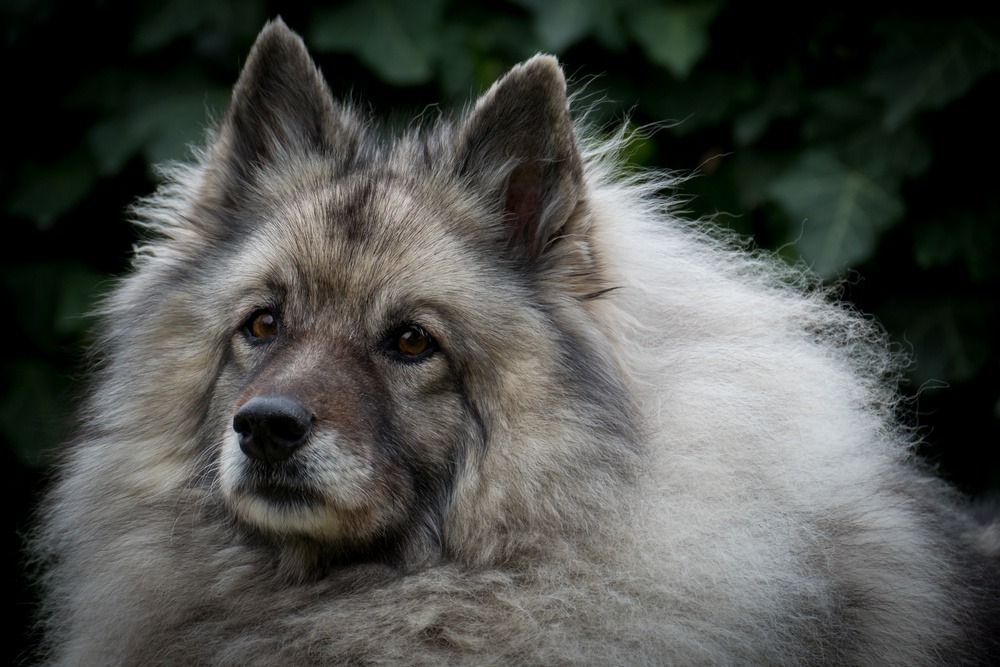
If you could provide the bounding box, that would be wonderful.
[31,19,999,665]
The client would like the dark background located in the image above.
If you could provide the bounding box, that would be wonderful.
[5,2,998,661]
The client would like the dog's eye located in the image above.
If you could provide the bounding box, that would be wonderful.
[387,325,436,362]
[244,310,280,341]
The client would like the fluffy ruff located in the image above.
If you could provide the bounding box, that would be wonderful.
[31,19,999,665]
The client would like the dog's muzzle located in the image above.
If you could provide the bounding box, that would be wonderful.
[233,395,313,464]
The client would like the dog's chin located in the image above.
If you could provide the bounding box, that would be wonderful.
[226,485,359,541]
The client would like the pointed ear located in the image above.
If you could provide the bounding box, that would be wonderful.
[455,55,584,262]
[209,18,357,196]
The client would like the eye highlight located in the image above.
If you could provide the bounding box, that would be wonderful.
[243,309,281,342]
[386,325,437,363]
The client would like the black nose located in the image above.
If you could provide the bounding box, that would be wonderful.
[233,395,313,464]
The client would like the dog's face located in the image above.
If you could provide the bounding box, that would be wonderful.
[215,174,499,557]
[191,21,613,564]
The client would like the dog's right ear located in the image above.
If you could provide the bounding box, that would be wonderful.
[205,18,357,205]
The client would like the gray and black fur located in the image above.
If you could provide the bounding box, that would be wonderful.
[31,19,999,665]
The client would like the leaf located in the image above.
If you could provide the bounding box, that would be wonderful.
[87,78,229,175]
[432,24,479,100]
[841,121,932,183]
[67,69,131,112]
[865,19,1000,129]
[512,0,600,52]
[132,0,266,53]
[625,1,722,79]
[732,151,790,210]
[878,298,993,386]
[140,91,230,166]
[6,153,98,230]
[591,4,628,52]
[767,150,904,276]
[309,0,446,85]
[913,211,999,283]
[424,11,543,99]
[0,360,72,466]
[641,71,757,136]
[133,0,214,52]
[1,261,105,346]
[802,86,877,143]
[802,93,931,182]
[810,87,876,122]
[733,73,801,145]
[53,265,107,337]
[87,118,146,176]
[3,0,54,44]
[0,261,103,464]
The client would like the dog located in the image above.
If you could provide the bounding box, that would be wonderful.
[31,18,999,664]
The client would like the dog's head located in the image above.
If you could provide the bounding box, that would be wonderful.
[132,20,637,572]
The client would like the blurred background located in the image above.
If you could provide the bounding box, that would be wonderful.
[4,1,998,660]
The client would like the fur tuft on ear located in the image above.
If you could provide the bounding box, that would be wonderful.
[208,18,358,199]
[455,55,584,262]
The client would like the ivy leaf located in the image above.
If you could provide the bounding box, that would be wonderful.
[914,211,999,283]
[767,150,904,276]
[2,261,104,347]
[803,92,932,182]
[802,86,877,144]
[732,150,790,211]
[440,14,543,95]
[866,19,1000,129]
[0,361,71,466]
[810,87,875,123]
[841,121,932,183]
[309,0,446,85]
[641,71,756,135]
[433,24,479,100]
[879,298,993,386]
[512,0,601,52]
[87,79,229,175]
[3,0,54,44]
[132,0,265,53]
[625,1,722,79]
[733,72,801,145]
[6,153,97,230]
[53,265,106,337]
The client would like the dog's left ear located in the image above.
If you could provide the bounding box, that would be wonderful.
[455,56,584,263]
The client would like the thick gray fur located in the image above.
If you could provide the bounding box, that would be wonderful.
[30,18,999,665]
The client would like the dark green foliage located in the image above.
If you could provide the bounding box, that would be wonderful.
[5,0,998,480]
[4,0,999,539]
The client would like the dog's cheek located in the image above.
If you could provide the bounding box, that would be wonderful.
[396,390,473,466]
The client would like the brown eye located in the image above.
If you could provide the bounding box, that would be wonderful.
[245,310,280,341]
[387,325,436,362]
[398,327,428,355]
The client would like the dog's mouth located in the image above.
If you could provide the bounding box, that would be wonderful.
[245,480,322,507]
[234,462,324,507]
